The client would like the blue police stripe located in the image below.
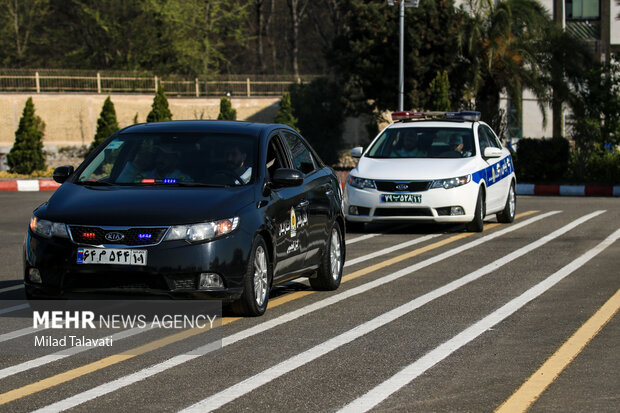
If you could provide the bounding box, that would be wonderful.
[471,155,514,187]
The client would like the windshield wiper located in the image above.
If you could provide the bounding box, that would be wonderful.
[168,182,227,188]
[75,180,115,186]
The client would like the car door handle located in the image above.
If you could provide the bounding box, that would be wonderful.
[297,200,309,208]
[325,189,334,196]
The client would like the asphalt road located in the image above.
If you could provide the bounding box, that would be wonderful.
[0,192,618,412]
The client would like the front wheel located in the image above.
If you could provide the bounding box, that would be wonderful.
[231,236,271,316]
[310,223,344,291]
[466,189,485,233]
[497,182,516,223]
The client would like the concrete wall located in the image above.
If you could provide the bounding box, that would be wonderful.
[0,94,280,152]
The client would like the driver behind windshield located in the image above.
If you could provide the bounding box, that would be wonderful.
[134,147,191,182]
[224,142,252,185]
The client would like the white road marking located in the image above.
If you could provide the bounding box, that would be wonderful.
[339,227,620,413]
[0,326,47,344]
[345,234,440,268]
[345,233,380,245]
[32,211,562,413]
[0,303,28,315]
[0,326,154,379]
[178,211,602,413]
[0,284,24,294]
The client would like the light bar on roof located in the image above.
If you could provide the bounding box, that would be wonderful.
[391,110,481,122]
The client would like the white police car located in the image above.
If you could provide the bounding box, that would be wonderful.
[344,111,516,232]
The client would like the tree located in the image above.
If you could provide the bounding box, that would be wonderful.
[275,92,298,129]
[0,0,50,66]
[147,86,172,122]
[88,96,119,154]
[217,96,237,120]
[458,0,551,132]
[429,71,451,111]
[290,77,345,166]
[329,0,466,116]
[286,0,310,78]
[7,97,46,174]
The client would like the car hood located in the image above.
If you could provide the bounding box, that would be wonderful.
[353,157,478,181]
[37,183,255,226]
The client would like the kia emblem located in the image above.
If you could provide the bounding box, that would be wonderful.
[396,184,409,191]
[105,232,124,242]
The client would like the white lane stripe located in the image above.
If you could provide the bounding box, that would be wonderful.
[339,227,620,413]
[33,211,560,413]
[345,233,380,245]
[345,234,440,268]
[0,284,24,294]
[0,303,29,315]
[179,211,602,412]
[0,326,48,343]
[0,326,154,379]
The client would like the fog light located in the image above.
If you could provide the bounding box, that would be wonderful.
[451,206,465,216]
[349,206,359,215]
[28,268,42,284]
[199,273,224,289]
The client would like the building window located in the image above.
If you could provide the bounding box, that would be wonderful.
[566,0,600,20]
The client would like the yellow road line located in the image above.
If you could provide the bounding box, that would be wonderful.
[0,211,537,405]
[496,288,620,413]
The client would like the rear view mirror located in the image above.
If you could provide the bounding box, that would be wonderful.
[483,147,502,159]
[271,168,303,188]
[53,165,74,183]
[350,147,363,158]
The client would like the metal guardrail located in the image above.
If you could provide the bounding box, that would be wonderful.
[0,70,319,97]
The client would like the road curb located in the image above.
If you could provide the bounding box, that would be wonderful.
[0,179,60,192]
[516,183,620,197]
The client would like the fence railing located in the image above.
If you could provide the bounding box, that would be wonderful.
[0,69,319,97]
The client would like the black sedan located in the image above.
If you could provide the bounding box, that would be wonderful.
[24,121,346,316]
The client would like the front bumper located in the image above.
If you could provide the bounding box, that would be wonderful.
[344,182,479,223]
[23,229,252,300]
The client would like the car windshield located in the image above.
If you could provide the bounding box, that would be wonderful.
[76,133,257,186]
[366,127,475,159]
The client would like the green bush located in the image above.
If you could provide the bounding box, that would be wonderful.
[88,96,119,155]
[516,137,569,183]
[7,98,46,174]
[217,97,236,120]
[275,92,298,130]
[289,77,345,166]
[567,150,620,184]
[147,86,172,122]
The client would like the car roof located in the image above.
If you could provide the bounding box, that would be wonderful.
[118,120,288,136]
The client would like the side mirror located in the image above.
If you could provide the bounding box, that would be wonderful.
[53,165,74,184]
[271,168,303,188]
[483,147,502,159]
[350,147,363,158]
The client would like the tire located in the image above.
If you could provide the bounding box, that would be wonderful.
[231,236,271,316]
[466,189,485,233]
[497,182,516,223]
[345,219,365,233]
[310,223,344,291]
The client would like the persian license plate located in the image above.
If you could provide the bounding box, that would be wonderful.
[381,194,422,203]
[77,248,147,266]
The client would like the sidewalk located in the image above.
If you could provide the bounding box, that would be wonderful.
[2,176,619,197]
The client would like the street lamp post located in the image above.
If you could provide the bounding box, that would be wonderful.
[387,0,419,111]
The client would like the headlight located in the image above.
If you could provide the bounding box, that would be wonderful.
[165,217,239,243]
[430,175,471,190]
[29,216,69,238]
[348,175,376,189]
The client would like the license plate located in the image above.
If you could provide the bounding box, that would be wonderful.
[381,194,422,203]
[77,248,147,266]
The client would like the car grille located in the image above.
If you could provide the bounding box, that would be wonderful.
[374,208,433,217]
[68,226,168,246]
[375,181,431,192]
[63,272,169,291]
